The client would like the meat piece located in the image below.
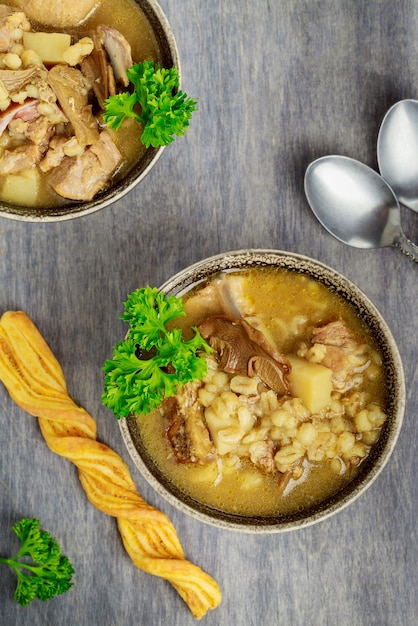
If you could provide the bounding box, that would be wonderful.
[164,382,215,464]
[249,440,275,473]
[0,143,42,174]
[39,135,67,173]
[0,6,30,53]
[90,130,121,171]
[96,25,133,88]
[165,397,189,462]
[184,279,225,321]
[0,100,39,136]
[311,320,368,392]
[0,68,41,94]
[47,65,99,147]
[24,116,54,149]
[47,130,122,200]
[198,316,291,395]
[10,0,98,28]
[312,320,359,350]
[184,273,255,321]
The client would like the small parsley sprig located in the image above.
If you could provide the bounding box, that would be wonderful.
[103,61,197,148]
[0,518,75,607]
[102,287,212,418]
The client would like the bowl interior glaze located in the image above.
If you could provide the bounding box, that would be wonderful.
[0,0,179,222]
[119,249,405,532]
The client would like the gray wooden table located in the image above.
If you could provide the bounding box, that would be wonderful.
[1,1,417,625]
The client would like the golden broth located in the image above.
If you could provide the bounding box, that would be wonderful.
[134,267,388,517]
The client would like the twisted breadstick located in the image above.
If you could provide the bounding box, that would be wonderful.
[0,311,221,619]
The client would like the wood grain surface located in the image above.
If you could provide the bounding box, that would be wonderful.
[1,1,417,625]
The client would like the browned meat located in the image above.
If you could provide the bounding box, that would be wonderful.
[164,382,215,464]
[0,6,30,52]
[165,397,189,462]
[198,316,291,395]
[47,130,122,200]
[47,65,99,147]
[10,0,98,28]
[0,143,42,174]
[311,320,366,392]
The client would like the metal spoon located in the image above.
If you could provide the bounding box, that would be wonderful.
[377,99,418,213]
[304,155,418,263]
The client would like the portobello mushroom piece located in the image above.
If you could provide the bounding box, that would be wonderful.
[198,316,291,395]
[80,25,132,110]
[96,24,133,88]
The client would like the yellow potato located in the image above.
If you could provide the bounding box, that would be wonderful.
[287,355,333,413]
[23,32,72,64]
[1,167,40,206]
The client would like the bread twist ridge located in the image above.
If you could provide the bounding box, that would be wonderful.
[0,311,221,619]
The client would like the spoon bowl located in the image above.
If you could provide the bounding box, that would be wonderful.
[377,99,418,213]
[304,155,418,263]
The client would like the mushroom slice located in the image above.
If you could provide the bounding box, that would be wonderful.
[198,316,291,395]
[96,24,133,87]
[80,29,112,109]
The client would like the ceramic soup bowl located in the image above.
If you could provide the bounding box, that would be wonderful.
[119,249,405,532]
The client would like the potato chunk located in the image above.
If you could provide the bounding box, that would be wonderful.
[1,167,40,206]
[23,32,72,64]
[287,355,333,413]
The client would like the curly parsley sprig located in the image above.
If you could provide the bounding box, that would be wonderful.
[103,61,197,148]
[102,287,212,418]
[0,518,75,607]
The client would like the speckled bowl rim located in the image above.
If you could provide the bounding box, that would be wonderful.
[119,249,405,533]
[0,0,179,222]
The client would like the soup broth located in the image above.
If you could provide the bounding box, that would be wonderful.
[134,267,388,517]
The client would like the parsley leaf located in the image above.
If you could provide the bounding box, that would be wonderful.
[0,518,75,607]
[102,287,212,418]
[103,61,197,147]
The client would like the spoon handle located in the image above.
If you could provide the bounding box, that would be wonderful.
[396,234,418,263]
